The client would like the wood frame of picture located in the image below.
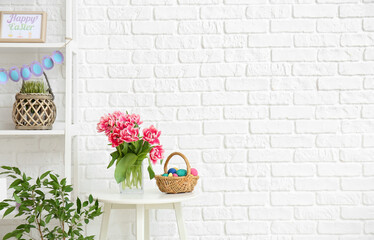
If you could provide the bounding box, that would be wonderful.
[0,11,47,43]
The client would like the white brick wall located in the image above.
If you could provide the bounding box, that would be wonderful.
[1,0,374,239]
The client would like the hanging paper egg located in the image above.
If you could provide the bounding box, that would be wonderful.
[20,65,31,81]
[52,50,64,64]
[42,56,54,70]
[30,61,43,77]
[0,69,8,84]
[9,67,20,82]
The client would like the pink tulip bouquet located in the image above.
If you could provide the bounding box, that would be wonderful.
[97,111,164,192]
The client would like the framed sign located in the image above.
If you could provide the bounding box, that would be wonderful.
[0,11,47,43]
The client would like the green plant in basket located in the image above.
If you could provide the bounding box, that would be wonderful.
[20,80,46,94]
[97,111,164,192]
[0,166,102,240]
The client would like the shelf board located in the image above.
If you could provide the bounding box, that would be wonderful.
[0,42,66,49]
[0,123,65,136]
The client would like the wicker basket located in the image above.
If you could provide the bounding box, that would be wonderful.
[155,152,199,194]
[12,72,56,130]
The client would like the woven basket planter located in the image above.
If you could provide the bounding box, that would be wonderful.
[12,73,56,130]
[155,152,199,194]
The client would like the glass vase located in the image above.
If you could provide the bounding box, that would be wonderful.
[119,164,144,194]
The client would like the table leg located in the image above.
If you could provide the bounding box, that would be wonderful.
[174,202,187,240]
[136,204,145,240]
[144,209,150,240]
[99,203,111,240]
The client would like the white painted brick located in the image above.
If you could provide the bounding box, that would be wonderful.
[294,34,339,47]
[250,207,293,220]
[270,106,314,119]
[317,192,361,205]
[340,149,374,162]
[294,91,338,105]
[155,36,200,49]
[226,163,269,177]
[225,20,268,33]
[272,77,316,90]
[203,207,246,220]
[251,120,293,134]
[340,63,374,75]
[295,207,339,220]
[109,93,154,107]
[365,78,374,89]
[131,0,175,5]
[226,78,269,90]
[203,178,246,191]
[109,36,152,49]
[178,107,221,120]
[131,108,175,121]
[341,91,374,104]
[295,178,339,191]
[246,5,291,19]
[296,120,339,133]
[340,5,374,17]
[225,49,270,62]
[365,48,374,60]
[342,207,374,219]
[225,135,269,148]
[134,79,178,92]
[133,51,177,64]
[247,63,290,76]
[272,49,316,62]
[186,222,224,236]
[226,222,269,235]
[107,7,152,20]
[108,65,152,78]
[341,34,374,47]
[225,107,268,119]
[204,121,248,134]
[156,93,199,106]
[363,192,374,205]
[366,221,374,234]
[180,78,224,92]
[203,150,246,163]
[317,19,361,33]
[203,35,247,48]
[154,7,197,20]
[155,65,199,78]
[201,7,244,19]
[271,20,315,33]
[158,122,201,135]
[179,50,223,63]
[342,178,374,190]
[318,222,362,234]
[364,135,374,146]
[342,120,374,133]
[179,136,221,149]
[132,21,176,34]
[179,0,220,4]
[249,92,292,105]
[201,64,245,77]
[272,164,315,176]
[271,222,316,234]
[318,49,361,62]
[271,135,314,148]
[316,135,361,148]
[318,77,362,90]
[250,178,293,191]
[179,21,222,34]
[248,34,293,47]
[86,50,130,64]
[248,149,293,162]
[293,63,336,76]
[364,19,374,32]
[87,79,131,93]
[318,163,362,177]
[203,93,246,105]
[85,22,128,35]
[225,193,268,206]
[271,192,315,206]
[294,5,336,18]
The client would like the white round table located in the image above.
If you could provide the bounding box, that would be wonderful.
[96,189,199,240]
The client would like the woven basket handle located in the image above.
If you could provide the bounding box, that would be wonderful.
[164,152,191,175]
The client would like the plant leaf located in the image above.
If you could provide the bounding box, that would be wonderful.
[114,153,138,183]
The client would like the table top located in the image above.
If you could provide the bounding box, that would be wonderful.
[94,189,199,205]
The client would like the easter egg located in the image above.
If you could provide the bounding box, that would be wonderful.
[173,173,178,177]
[168,168,177,174]
[176,169,187,177]
[190,168,198,176]
[174,167,179,170]
[162,173,168,177]
[168,173,173,177]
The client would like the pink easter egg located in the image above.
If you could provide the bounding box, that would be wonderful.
[173,173,178,177]
[190,168,198,176]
